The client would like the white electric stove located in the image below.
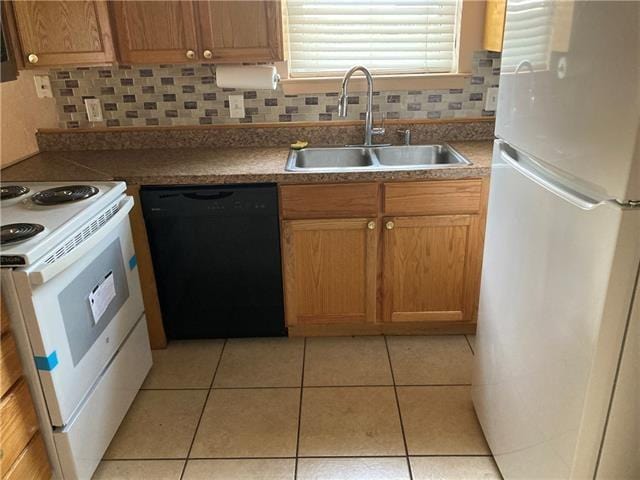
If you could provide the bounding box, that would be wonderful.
[1,181,152,480]
[1,182,128,267]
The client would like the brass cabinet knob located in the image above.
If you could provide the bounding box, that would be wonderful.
[28,53,39,64]
[203,50,213,60]
[186,50,196,59]
[385,221,395,230]
[367,221,376,230]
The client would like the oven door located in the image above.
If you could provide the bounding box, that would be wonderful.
[11,195,144,427]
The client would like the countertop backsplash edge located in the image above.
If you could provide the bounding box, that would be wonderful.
[36,119,495,152]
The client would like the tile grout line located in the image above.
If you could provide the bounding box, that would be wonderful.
[384,335,414,480]
[294,337,307,480]
[178,339,228,480]
[100,453,495,462]
[139,382,473,391]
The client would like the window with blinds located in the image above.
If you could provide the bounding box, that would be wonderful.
[285,0,462,77]
[501,0,554,71]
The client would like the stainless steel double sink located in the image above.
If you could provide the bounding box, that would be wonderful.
[285,144,470,172]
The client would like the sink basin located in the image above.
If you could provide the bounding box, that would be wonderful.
[373,144,469,167]
[289,147,373,170]
[286,144,470,172]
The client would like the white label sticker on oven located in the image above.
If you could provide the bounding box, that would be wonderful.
[89,271,116,325]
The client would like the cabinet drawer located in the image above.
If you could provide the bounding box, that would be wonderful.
[383,180,483,215]
[1,333,22,398]
[280,183,379,219]
[4,433,51,480]
[0,379,39,474]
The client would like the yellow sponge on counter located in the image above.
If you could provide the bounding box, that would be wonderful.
[290,140,308,150]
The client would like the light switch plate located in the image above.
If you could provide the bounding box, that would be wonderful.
[228,94,245,118]
[485,87,499,111]
[33,75,53,98]
[84,98,104,122]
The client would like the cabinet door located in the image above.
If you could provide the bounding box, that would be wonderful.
[111,1,199,64]
[282,219,377,325]
[383,215,480,323]
[483,0,506,52]
[197,0,284,63]
[11,0,115,67]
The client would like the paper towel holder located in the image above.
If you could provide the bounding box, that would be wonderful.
[214,64,282,90]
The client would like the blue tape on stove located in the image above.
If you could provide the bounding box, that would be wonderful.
[129,255,137,270]
[34,351,59,371]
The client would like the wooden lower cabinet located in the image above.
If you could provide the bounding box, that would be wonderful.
[282,218,377,326]
[280,178,489,335]
[382,215,479,323]
[4,433,50,480]
[0,379,40,475]
[0,296,52,480]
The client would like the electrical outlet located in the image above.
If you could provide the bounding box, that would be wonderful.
[228,94,245,118]
[84,98,104,122]
[33,75,53,98]
[485,87,499,111]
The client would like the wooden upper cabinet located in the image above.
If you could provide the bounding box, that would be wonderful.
[10,0,115,67]
[382,215,480,323]
[282,218,377,326]
[483,0,507,52]
[9,0,284,67]
[197,0,284,63]
[111,1,199,64]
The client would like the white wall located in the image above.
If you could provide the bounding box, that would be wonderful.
[0,70,57,167]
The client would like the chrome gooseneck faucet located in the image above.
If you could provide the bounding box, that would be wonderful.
[338,65,385,146]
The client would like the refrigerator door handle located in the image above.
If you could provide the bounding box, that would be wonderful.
[498,141,605,211]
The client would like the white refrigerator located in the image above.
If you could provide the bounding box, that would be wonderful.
[472,1,639,479]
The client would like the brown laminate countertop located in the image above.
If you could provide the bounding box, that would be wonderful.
[1,141,492,185]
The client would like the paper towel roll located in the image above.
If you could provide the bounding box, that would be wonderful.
[215,65,279,90]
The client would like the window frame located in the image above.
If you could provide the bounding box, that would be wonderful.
[279,0,485,95]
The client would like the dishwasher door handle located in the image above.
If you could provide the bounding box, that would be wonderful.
[182,191,234,201]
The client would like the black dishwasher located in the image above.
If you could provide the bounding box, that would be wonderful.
[140,184,285,339]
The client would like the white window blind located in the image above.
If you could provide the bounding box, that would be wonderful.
[285,0,462,77]
[501,0,554,71]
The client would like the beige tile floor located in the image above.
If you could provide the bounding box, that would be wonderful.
[94,333,502,480]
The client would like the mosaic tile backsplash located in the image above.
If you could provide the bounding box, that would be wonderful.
[50,51,500,129]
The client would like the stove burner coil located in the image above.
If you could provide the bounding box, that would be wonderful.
[1,185,30,201]
[1,223,45,245]
[31,185,99,205]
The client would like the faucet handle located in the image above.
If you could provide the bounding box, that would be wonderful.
[396,128,411,145]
